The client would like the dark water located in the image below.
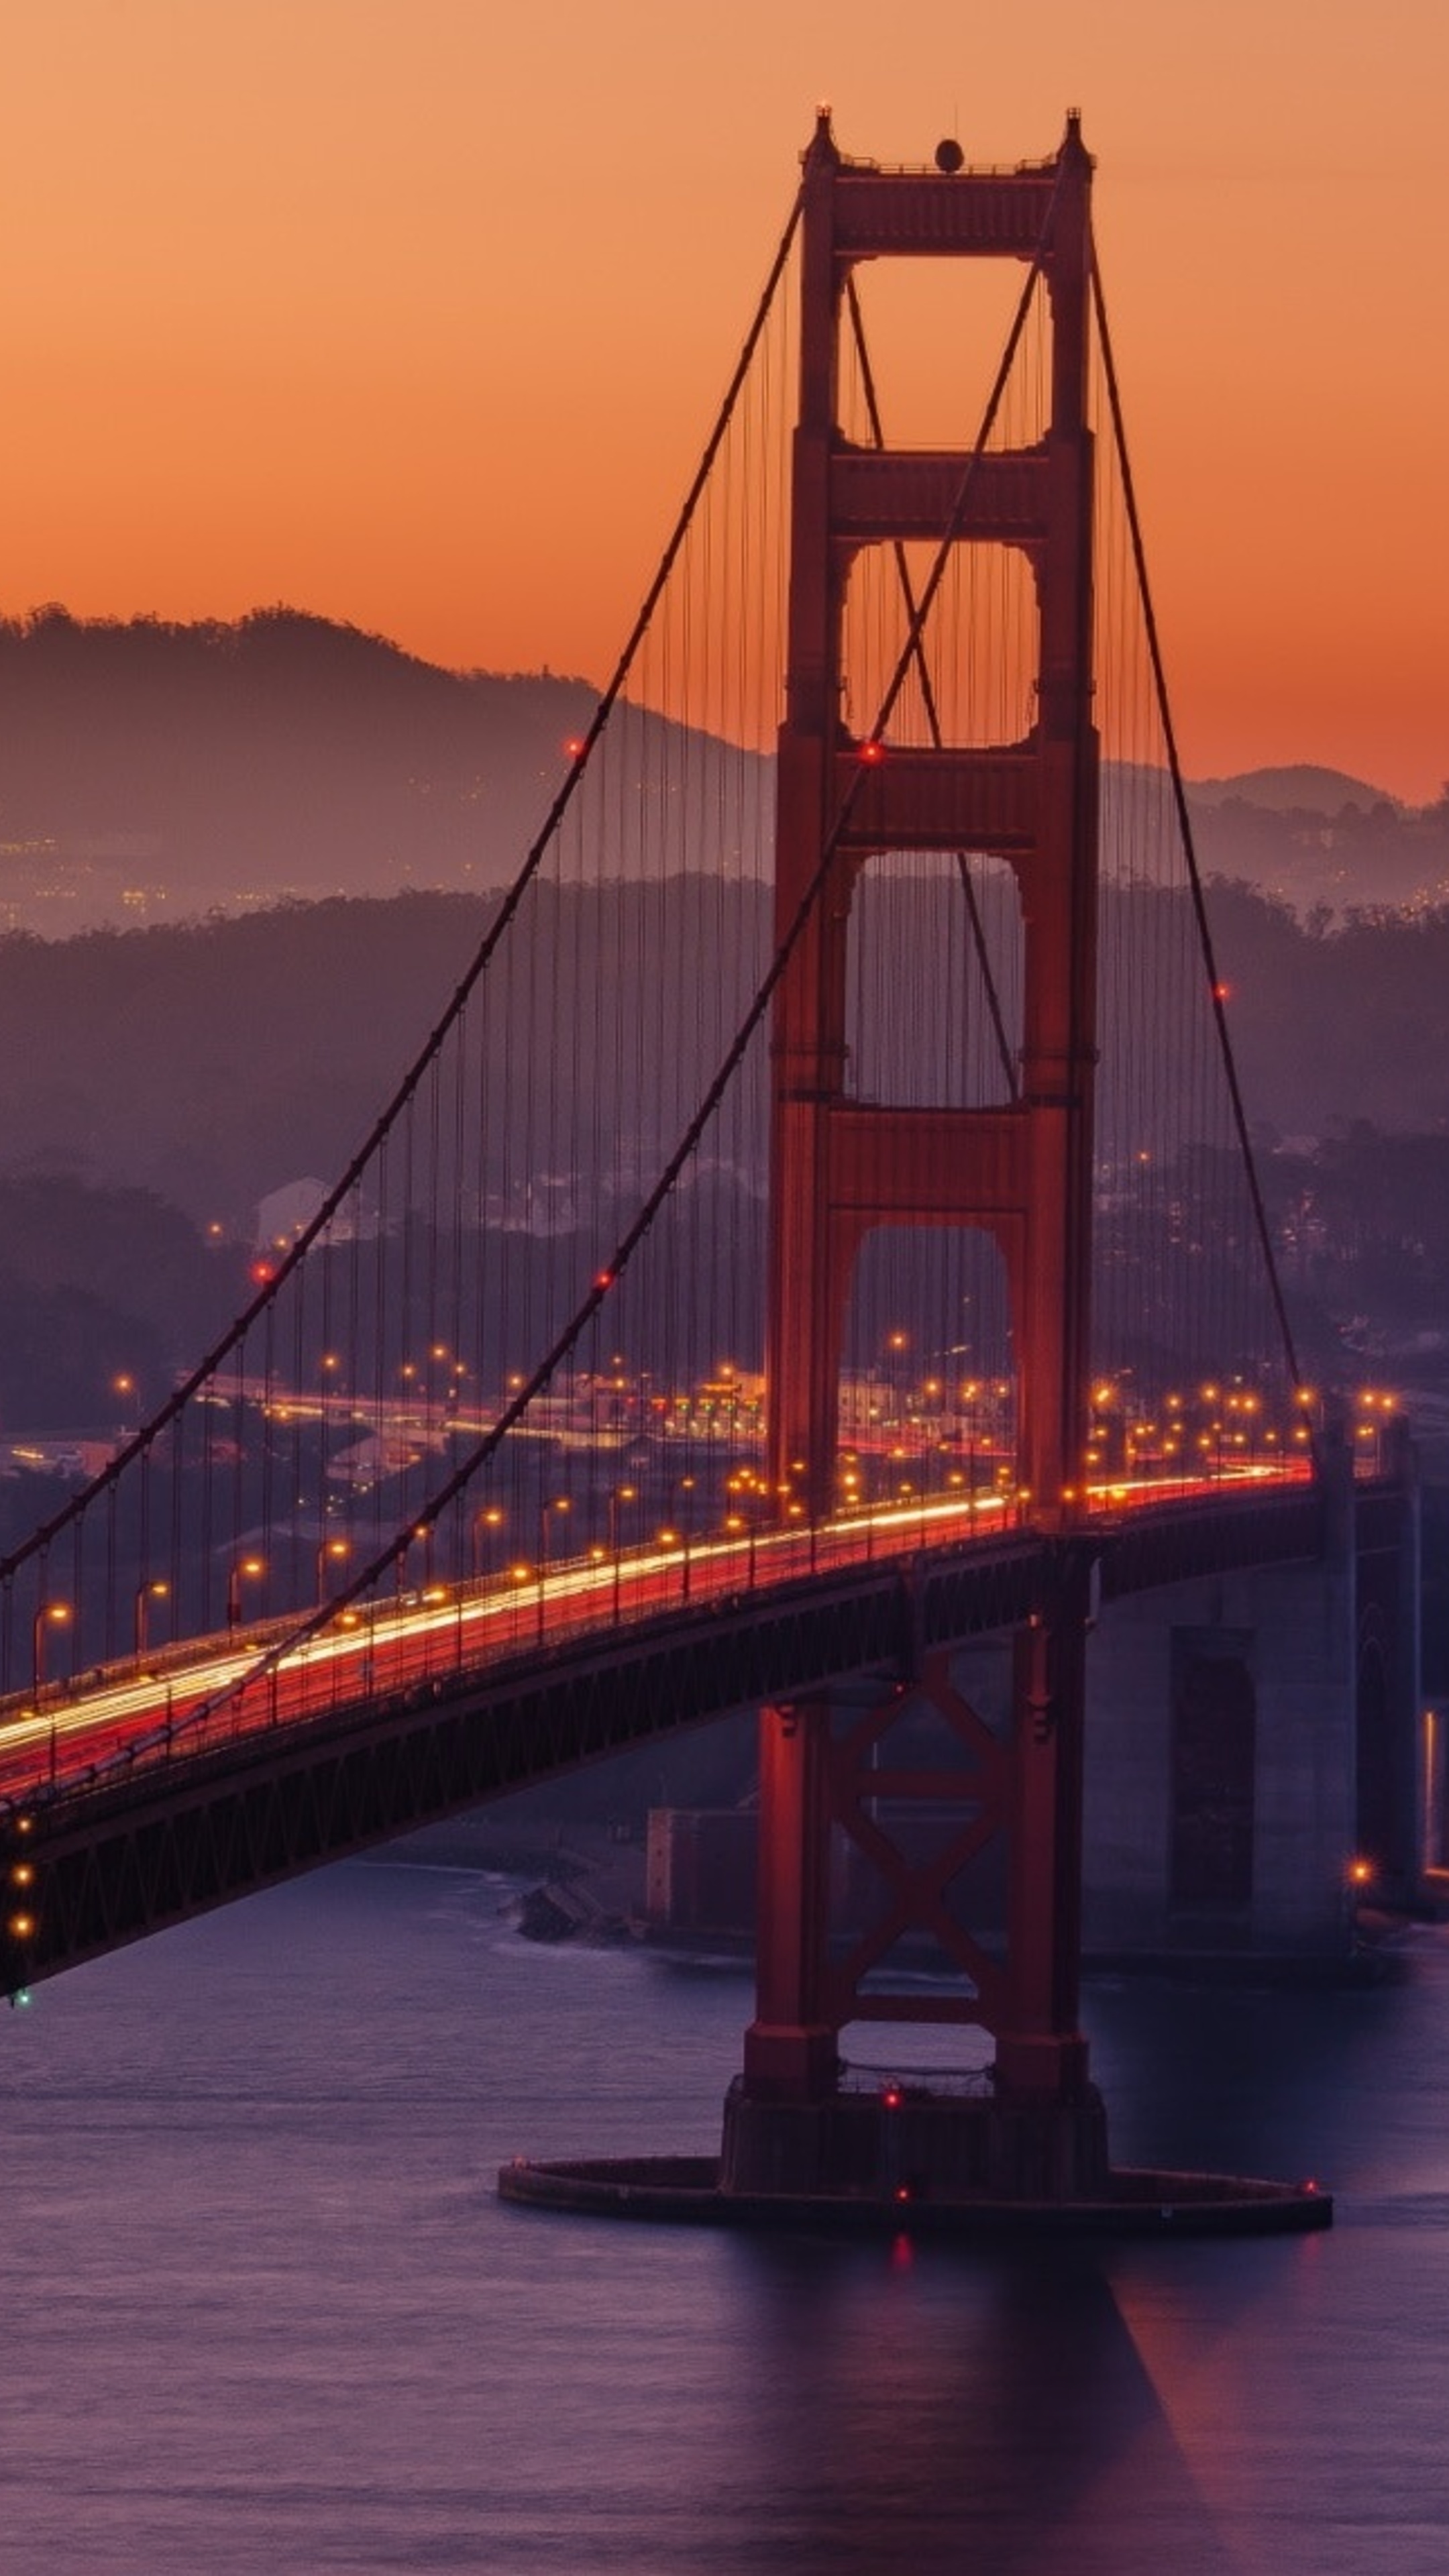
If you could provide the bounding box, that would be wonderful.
[3,1859,1448,2575]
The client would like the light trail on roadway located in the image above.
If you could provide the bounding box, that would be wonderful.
[0,1462,1309,1814]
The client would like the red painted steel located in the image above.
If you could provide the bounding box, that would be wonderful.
[749,115,1100,2110]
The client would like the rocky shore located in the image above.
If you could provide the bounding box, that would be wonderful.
[362,1809,650,1943]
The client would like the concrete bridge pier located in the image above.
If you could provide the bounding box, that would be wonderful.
[1083,1449,1422,1962]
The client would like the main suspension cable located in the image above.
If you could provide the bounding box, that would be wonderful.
[0,182,807,1591]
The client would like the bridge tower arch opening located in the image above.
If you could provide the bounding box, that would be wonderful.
[842,849,1026,1120]
[836,1223,1017,1517]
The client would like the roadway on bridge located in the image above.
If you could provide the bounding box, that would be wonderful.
[0,1464,1307,1818]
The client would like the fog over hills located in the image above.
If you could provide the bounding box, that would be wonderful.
[1,607,1445,932]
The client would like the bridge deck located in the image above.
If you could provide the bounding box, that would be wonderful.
[1,1479,1329,1995]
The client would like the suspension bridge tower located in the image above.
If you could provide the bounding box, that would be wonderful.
[734,111,1106,2199]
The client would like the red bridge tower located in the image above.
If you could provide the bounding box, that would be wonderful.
[734,114,1104,2197]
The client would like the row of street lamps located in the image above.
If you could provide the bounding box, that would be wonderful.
[18,1423,1097,1709]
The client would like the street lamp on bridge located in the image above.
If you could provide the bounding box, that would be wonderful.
[133,1579,169,1661]
[32,1600,70,1700]
[472,1505,504,1581]
[606,1485,637,1619]
[33,1599,71,1786]
[227,1556,265,1633]
[537,1497,571,1640]
[315,1536,351,1604]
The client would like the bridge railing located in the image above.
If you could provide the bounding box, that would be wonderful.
[0,1463,1328,1827]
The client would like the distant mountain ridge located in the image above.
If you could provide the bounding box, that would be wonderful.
[0,606,1442,932]
[1188,764,1402,815]
[0,606,600,926]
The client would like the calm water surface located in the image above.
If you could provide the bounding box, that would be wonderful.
[3,1858,1448,2574]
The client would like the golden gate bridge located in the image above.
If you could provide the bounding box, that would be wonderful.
[0,115,1420,2229]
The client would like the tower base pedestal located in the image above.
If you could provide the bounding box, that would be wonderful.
[720,2074,1110,2204]
[498,2071,1332,2237]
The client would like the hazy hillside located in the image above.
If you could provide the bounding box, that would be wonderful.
[0,887,772,1227]
[4,877,1449,1230]
[1,607,1445,930]
[0,606,769,930]
[1189,792,1449,915]
[1189,765,1398,814]
[3,878,1449,1431]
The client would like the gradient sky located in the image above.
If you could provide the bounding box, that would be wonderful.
[5,0,1445,798]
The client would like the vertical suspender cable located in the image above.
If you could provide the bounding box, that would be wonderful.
[1090,257,1302,1394]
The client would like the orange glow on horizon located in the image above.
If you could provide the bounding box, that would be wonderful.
[2,1,1444,800]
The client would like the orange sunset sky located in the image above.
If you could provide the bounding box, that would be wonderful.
[5,0,1445,799]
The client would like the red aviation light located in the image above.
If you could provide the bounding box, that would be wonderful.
[858,739,885,765]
